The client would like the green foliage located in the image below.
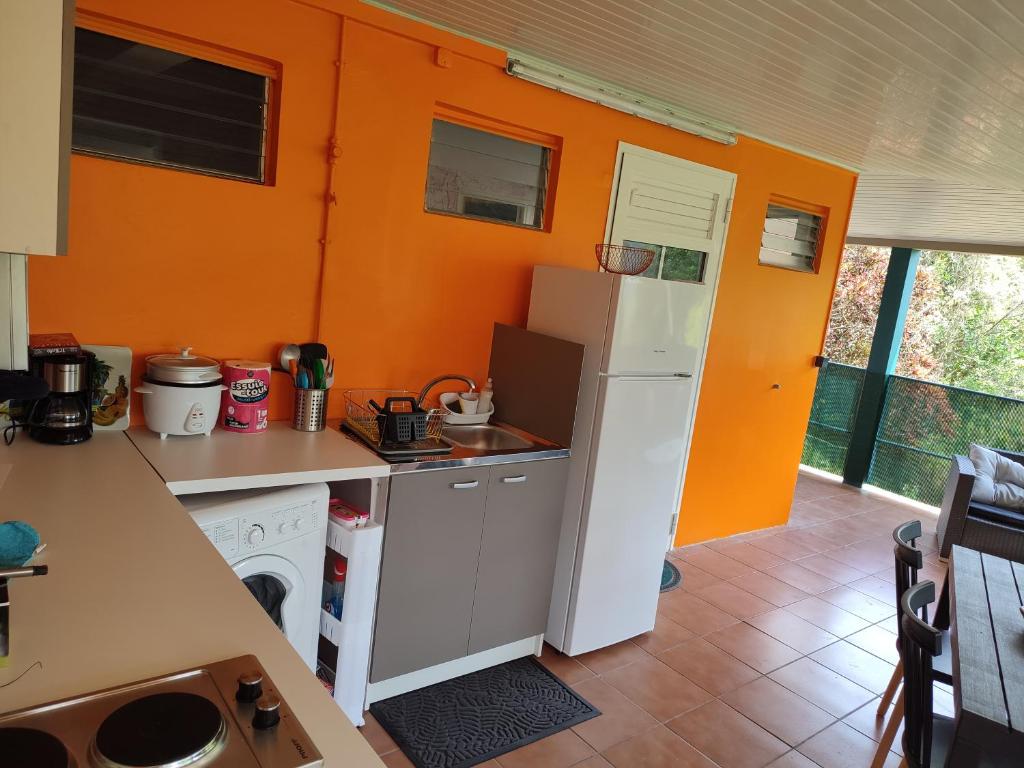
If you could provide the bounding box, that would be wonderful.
[917,252,1024,399]
[660,248,705,282]
[808,248,1024,504]
[824,246,1024,399]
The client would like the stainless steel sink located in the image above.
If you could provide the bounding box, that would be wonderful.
[441,424,535,451]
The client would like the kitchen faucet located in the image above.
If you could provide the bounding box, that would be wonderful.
[417,374,477,408]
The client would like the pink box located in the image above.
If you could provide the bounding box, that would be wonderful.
[221,360,271,433]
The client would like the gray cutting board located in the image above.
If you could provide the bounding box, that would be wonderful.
[488,323,585,448]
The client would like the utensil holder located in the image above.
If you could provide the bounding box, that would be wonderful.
[293,388,328,432]
[374,396,428,443]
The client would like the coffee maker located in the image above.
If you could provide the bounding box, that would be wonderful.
[28,351,95,444]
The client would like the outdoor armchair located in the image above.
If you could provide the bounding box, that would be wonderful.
[936,449,1024,561]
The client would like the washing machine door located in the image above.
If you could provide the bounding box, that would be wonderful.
[232,553,305,645]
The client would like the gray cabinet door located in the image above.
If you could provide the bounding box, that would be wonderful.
[469,459,569,654]
[370,466,489,682]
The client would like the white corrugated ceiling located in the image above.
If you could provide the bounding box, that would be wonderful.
[848,175,1024,255]
[372,0,1024,252]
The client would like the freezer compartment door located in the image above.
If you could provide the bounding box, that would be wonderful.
[604,275,712,375]
[564,375,693,655]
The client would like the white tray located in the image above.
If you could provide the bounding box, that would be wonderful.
[440,392,494,425]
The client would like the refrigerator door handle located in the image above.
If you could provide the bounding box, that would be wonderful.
[599,372,693,380]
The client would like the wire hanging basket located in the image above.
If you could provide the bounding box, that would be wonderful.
[595,243,656,275]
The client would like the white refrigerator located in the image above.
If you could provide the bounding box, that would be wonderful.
[528,265,714,655]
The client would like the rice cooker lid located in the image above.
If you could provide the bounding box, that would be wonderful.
[146,347,222,383]
[224,360,271,371]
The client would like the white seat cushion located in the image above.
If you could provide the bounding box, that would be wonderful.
[970,444,1024,510]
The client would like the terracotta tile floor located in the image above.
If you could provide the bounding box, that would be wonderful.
[359,471,946,767]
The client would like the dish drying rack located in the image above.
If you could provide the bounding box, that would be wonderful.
[343,389,446,448]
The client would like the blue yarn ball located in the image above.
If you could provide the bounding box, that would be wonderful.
[0,521,40,567]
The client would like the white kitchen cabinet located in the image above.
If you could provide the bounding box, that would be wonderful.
[0,253,28,370]
[0,0,74,256]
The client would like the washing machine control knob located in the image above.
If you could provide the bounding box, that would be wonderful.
[277,521,289,534]
[246,525,265,546]
[235,672,263,703]
[292,517,304,531]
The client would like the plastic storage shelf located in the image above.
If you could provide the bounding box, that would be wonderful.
[319,517,383,726]
[319,609,343,644]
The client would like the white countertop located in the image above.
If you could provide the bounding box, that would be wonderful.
[127,422,389,494]
[0,432,383,767]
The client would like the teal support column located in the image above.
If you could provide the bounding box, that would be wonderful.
[843,247,921,487]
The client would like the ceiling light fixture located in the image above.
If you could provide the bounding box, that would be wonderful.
[506,57,737,146]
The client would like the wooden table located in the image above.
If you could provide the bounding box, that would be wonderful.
[948,545,1024,766]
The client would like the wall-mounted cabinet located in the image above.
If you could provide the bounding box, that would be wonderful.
[0,0,73,256]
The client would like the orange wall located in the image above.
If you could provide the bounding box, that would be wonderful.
[28,0,856,544]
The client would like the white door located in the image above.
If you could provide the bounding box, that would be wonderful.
[604,148,734,376]
[565,375,694,655]
[604,144,735,545]
[232,553,307,660]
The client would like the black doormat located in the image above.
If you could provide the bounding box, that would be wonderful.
[661,559,682,592]
[369,656,600,768]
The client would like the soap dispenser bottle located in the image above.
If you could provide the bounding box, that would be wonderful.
[477,378,494,415]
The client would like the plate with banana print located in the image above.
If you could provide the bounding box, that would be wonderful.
[83,345,132,430]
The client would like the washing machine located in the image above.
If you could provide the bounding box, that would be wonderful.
[180,483,329,671]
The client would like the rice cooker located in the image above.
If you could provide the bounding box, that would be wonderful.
[134,347,225,438]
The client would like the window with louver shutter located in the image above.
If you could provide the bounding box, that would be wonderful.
[72,28,271,183]
[759,201,826,273]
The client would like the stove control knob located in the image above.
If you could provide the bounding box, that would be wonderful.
[253,695,281,730]
[235,671,263,703]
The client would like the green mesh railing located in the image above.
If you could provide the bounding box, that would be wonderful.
[801,362,866,475]
[802,364,1024,506]
[867,376,1024,505]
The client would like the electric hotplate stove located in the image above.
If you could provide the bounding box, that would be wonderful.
[0,655,322,767]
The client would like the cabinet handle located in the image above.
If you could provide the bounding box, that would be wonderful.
[501,475,527,484]
[450,481,479,489]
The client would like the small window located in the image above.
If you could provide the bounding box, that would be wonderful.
[461,197,522,224]
[72,28,270,182]
[425,119,550,228]
[625,240,707,283]
[759,202,824,273]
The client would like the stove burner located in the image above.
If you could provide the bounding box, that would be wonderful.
[0,727,71,768]
[92,692,226,768]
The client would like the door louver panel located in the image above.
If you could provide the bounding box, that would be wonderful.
[624,180,719,241]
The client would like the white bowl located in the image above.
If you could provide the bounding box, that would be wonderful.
[439,392,494,425]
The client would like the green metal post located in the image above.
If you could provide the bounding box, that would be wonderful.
[842,247,921,487]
